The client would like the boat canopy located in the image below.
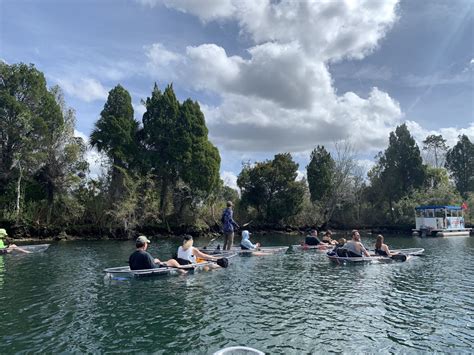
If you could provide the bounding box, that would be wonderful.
[415,205,462,211]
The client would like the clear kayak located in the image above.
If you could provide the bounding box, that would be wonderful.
[214,346,264,355]
[104,261,216,279]
[291,243,334,251]
[200,246,288,256]
[5,244,50,254]
[327,248,424,264]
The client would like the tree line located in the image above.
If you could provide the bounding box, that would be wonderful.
[0,62,473,238]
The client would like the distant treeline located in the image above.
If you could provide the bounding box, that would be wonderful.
[1,62,473,239]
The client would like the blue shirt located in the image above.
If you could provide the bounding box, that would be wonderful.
[222,207,238,233]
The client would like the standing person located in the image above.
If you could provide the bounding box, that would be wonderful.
[0,229,30,254]
[221,201,239,250]
[129,236,182,270]
[344,230,370,257]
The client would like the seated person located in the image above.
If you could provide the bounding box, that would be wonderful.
[344,230,370,257]
[129,235,182,270]
[321,230,337,245]
[305,229,321,246]
[240,230,260,250]
[374,234,397,257]
[176,235,219,265]
[0,228,30,254]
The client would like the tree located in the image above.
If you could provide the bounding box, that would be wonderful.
[90,85,139,202]
[445,134,474,199]
[34,86,88,224]
[142,84,220,221]
[238,153,305,223]
[0,62,55,217]
[306,142,360,227]
[306,146,334,203]
[423,134,448,168]
[369,124,426,221]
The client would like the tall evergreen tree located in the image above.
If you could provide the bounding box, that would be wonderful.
[423,134,448,168]
[90,84,138,202]
[142,84,220,221]
[445,134,474,199]
[306,146,334,203]
[371,124,426,221]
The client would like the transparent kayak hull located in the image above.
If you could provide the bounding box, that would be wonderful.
[104,261,215,279]
[327,248,424,264]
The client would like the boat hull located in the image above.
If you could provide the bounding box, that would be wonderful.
[327,248,424,264]
[104,261,215,279]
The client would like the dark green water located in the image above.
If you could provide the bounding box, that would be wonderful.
[1,233,473,354]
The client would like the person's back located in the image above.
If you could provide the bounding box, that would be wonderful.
[129,249,156,270]
[305,230,320,246]
[344,240,362,256]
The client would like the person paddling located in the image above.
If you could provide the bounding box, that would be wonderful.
[129,236,182,270]
[221,201,239,250]
[176,235,222,266]
[0,229,31,254]
[344,230,370,257]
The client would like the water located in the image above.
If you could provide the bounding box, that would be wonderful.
[1,234,473,354]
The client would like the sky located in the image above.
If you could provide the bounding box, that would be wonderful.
[1,0,473,188]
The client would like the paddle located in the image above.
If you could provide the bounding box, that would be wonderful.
[206,220,253,247]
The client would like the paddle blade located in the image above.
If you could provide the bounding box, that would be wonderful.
[216,258,229,268]
[391,254,407,262]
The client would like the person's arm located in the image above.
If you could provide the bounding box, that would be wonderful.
[382,244,393,257]
[241,239,256,250]
[192,248,217,261]
[360,243,370,257]
[229,210,239,229]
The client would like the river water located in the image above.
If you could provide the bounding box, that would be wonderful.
[1,233,473,354]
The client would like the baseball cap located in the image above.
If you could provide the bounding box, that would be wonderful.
[0,228,7,239]
[136,235,151,244]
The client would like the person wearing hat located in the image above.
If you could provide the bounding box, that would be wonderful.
[0,229,30,254]
[240,230,260,250]
[129,235,182,270]
[176,235,220,266]
[221,201,239,250]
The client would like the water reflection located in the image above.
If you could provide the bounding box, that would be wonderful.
[1,235,473,353]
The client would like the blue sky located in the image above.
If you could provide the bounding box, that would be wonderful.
[1,0,473,187]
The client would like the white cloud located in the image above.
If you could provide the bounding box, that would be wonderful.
[406,121,474,149]
[143,1,404,156]
[56,77,108,102]
[74,130,109,179]
[136,0,236,22]
[221,170,238,190]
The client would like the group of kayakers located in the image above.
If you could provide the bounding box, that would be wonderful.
[324,229,398,258]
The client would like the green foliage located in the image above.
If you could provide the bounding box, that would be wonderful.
[368,124,426,221]
[142,84,221,220]
[423,134,447,168]
[238,153,305,223]
[90,85,139,203]
[306,146,334,203]
[445,135,474,199]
